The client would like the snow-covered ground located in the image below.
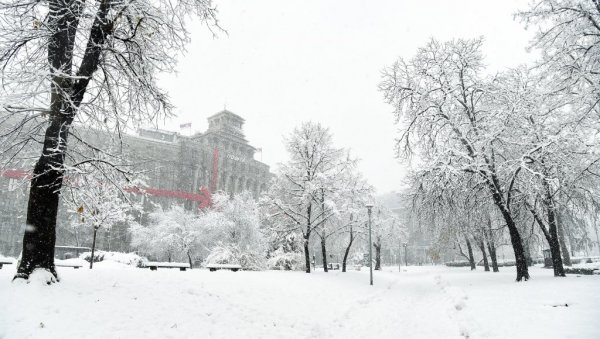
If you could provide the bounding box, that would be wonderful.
[0,264,598,339]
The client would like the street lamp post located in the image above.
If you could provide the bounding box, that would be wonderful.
[398,241,402,272]
[366,203,374,286]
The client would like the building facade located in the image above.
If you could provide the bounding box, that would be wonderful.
[124,110,271,205]
[0,110,272,256]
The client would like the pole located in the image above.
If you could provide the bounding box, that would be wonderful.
[398,241,401,272]
[367,206,373,286]
[404,243,408,266]
[90,227,98,269]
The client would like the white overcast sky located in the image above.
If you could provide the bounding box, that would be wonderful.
[158,0,536,194]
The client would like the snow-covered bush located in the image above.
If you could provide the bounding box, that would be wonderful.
[204,244,265,271]
[267,249,304,271]
[204,245,238,265]
[131,206,202,265]
[200,192,267,270]
[80,251,147,267]
[264,232,305,271]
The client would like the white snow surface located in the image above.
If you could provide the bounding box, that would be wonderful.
[1,265,599,339]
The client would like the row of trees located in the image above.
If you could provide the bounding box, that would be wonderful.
[65,122,405,274]
[2,119,404,275]
[260,122,404,273]
[380,0,600,281]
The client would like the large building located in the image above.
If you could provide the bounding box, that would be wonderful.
[0,110,272,256]
[125,109,271,205]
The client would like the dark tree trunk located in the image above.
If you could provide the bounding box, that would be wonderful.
[523,238,534,267]
[491,197,529,281]
[374,244,381,270]
[15,0,113,282]
[485,219,499,272]
[374,236,382,270]
[543,186,566,277]
[342,225,354,272]
[530,206,565,277]
[486,241,499,272]
[321,238,328,272]
[483,168,529,280]
[465,236,476,270]
[556,212,572,266]
[187,250,193,269]
[89,227,98,269]
[303,236,311,273]
[478,240,490,271]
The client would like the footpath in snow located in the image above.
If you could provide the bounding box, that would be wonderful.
[0,264,599,339]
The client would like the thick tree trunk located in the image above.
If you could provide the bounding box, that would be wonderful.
[478,240,490,271]
[485,219,499,272]
[14,0,112,282]
[486,241,499,272]
[556,212,572,266]
[543,191,565,277]
[484,170,529,280]
[530,206,565,277]
[492,199,529,281]
[321,238,328,272]
[523,238,533,267]
[465,236,476,270]
[303,237,311,273]
[342,226,354,273]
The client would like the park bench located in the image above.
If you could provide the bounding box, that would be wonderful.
[56,263,83,269]
[327,262,341,270]
[0,261,13,269]
[145,262,190,271]
[206,263,242,272]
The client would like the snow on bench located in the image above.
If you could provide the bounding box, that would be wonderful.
[145,262,190,271]
[55,263,83,269]
[205,263,242,272]
[327,263,341,270]
[0,260,13,269]
[55,258,86,269]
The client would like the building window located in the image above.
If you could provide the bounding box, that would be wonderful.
[8,178,18,191]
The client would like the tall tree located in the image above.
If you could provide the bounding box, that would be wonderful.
[262,122,343,273]
[0,0,218,282]
[380,38,531,280]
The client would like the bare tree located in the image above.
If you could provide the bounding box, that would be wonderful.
[262,122,346,273]
[380,38,531,281]
[0,0,218,282]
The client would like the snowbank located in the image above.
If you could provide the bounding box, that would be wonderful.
[80,251,147,267]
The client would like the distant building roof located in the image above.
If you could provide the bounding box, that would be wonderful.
[207,109,245,122]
